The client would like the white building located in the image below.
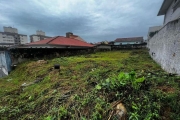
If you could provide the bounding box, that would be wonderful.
[0,27,28,47]
[36,30,45,36]
[114,37,144,45]
[30,30,51,42]
[0,33,14,46]
[3,26,18,33]
[19,35,28,44]
[158,0,180,24]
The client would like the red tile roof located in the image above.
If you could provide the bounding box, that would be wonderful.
[28,36,93,47]
[115,37,144,42]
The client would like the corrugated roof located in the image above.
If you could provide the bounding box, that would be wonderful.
[28,36,93,47]
[115,37,144,42]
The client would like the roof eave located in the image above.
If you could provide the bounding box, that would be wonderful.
[157,0,173,16]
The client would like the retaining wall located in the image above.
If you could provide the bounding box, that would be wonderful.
[148,18,180,74]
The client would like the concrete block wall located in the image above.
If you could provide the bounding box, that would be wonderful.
[148,19,180,74]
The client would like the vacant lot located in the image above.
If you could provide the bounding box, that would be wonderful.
[0,49,180,120]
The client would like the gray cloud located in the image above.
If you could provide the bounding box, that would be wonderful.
[0,0,164,42]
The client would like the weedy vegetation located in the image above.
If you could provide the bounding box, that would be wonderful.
[0,49,180,120]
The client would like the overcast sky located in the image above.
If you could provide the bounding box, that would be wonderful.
[0,0,164,42]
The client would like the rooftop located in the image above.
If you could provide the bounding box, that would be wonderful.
[27,36,93,47]
[0,32,27,36]
[115,37,144,42]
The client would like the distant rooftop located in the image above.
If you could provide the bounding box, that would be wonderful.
[115,37,144,42]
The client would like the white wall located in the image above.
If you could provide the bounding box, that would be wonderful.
[0,33,15,44]
[32,36,40,42]
[148,19,180,75]
[164,1,180,24]
[20,35,28,44]
[148,26,162,39]
[172,7,180,20]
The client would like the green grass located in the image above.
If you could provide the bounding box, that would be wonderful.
[0,49,179,120]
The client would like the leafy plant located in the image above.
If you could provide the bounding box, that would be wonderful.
[59,105,68,118]
[95,71,145,91]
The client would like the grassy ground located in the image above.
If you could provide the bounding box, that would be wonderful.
[0,49,180,120]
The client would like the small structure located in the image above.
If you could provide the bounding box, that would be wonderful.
[54,64,60,69]
[114,37,144,45]
[158,0,180,24]
[147,26,162,40]
[30,30,51,43]
[94,44,111,51]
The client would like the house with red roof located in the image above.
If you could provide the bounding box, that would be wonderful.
[18,35,93,49]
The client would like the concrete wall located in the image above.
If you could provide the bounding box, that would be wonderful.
[147,26,162,39]
[148,18,180,74]
[164,1,180,24]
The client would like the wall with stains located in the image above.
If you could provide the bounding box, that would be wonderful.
[148,18,180,75]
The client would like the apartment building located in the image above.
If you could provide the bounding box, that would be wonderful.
[30,30,51,42]
[0,27,28,47]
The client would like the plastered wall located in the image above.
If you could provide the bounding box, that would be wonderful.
[148,19,180,74]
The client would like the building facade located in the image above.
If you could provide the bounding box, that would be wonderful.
[0,27,28,47]
[148,0,180,75]
[158,0,180,24]
[30,30,51,42]
[114,37,144,45]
